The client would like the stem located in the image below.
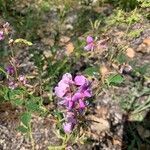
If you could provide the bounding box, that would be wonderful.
[29,123,35,150]
[9,44,18,78]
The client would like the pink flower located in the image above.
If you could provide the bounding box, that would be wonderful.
[66,112,76,124]
[74,75,87,86]
[63,122,73,133]
[18,75,27,85]
[8,80,18,89]
[6,65,15,75]
[87,36,94,43]
[55,73,92,133]
[79,99,85,109]
[62,73,73,84]
[72,92,83,101]
[79,83,92,98]
[0,31,4,41]
[55,81,69,98]
[84,36,95,51]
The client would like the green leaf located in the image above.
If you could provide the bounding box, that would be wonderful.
[53,110,63,121]
[135,64,149,75]
[3,88,9,100]
[17,125,28,133]
[8,89,25,100]
[116,53,127,64]
[107,74,124,85]
[12,99,23,106]
[84,66,99,76]
[26,101,39,112]
[21,112,31,127]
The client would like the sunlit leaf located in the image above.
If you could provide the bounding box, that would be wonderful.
[14,38,33,46]
[107,74,124,85]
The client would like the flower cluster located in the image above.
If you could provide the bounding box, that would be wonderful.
[84,36,95,51]
[0,22,10,41]
[55,73,92,133]
[84,36,108,51]
[6,65,27,89]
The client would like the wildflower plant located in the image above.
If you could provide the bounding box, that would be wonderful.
[55,73,92,133]
[0,22,46,150]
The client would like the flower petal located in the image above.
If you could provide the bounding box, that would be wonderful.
[55,86,67,98]
[74,75,86,86]
[63,122,73,133]
[62,73,73,84]
[79,99,85,109]
[72,92,83,101]
[0,31,4,41]
[68,101,74,109]
[86,36,94,43]
[83,89,92,98]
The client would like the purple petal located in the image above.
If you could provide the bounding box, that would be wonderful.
[84,44,92,51]
[74,75,86,86]
[79,81,90,91]
[63,123,73,133]
[55,80,69,98]
[58,80,69,87]
[55,85,68,98]
[66,112,77,124]
[18,75,27,84]
[83,89,92,98]
[8,81,18,89]
[6,65,15,75]
[62,73,73,84]
[79,99,85,109]
[0,31,4,41]
[72,92,83,101]
[84,43,94,51]
[68,101,74,109]
[86,36,94,43]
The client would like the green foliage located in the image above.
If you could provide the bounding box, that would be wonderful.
[21,112,32,127]
[106,0,139,11]
[137,0,150,8]
[0,0,149,149]
[120,86,150,115]
[127,29,143,38]
[17,125,29,133]
[116,52,127,64]
[84,66,99,77]
[107,8,141,27]
[106,74,124,86]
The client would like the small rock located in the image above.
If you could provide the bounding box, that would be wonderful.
[126,48,135,58]
[65,42,74,56]
[136,43,150,53]
[60,36,70,44]
[41,38,54,46]
[43,50,52,58]
[143,38,150,46]
[66,24,73,30]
